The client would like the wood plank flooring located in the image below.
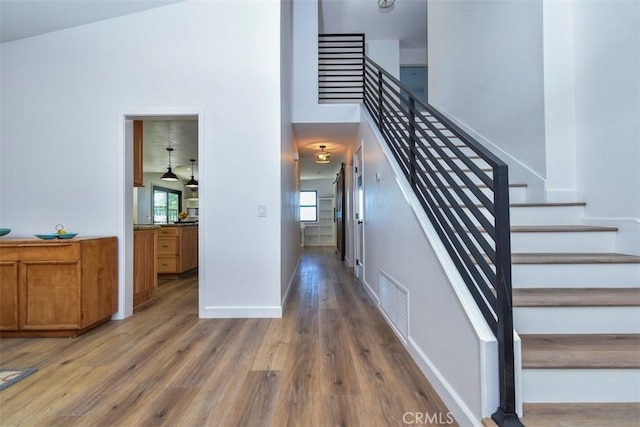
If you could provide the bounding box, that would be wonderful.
[0,247,455,426]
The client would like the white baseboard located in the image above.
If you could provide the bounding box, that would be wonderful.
[358,277,482,426]
[282,254,302,306]
[407,337,483,427]
[429,102,546,202]
[202,306,282,318]
[582,217,640,255]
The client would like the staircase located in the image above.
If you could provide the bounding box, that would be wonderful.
[410,112,640,425]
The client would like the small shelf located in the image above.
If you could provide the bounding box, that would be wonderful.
[302,197,335,247]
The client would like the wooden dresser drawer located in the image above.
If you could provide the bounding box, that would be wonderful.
[157,227,180,237]
[157,237,178,255]
[18,243,80,261]
[157,257,177,273]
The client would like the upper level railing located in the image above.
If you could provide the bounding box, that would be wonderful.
[319,34,523,427]
[318,34,365,103]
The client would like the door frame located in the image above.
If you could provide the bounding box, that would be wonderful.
[353,146,364,280]
[117,108,205,319]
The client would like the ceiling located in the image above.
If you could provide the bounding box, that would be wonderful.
[1,0,426,181]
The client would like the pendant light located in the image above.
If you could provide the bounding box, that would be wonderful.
[185,159,198,189]
[161,147,179,181]
[315,145,331,164]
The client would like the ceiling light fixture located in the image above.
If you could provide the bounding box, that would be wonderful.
[161,147,179,181]
[315,145,331,164]
[185,159,199,189]
[378,0,395,13]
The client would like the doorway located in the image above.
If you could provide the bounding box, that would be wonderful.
[120,110,204,320]
[354,146,364,280]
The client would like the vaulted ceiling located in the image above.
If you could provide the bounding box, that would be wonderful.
[1,0,426,180]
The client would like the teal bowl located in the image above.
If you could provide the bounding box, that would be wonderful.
[0,228,10,236]
[35,234,58,240]
[57,233,78,239]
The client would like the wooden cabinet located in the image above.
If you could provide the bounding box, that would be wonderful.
[133,120,144,187]
[0,261,19,330]
[133,228,157,307]
[0,237,118,337]
[157,225,198,276]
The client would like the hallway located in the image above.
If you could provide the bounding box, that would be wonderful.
[0,248,455,426]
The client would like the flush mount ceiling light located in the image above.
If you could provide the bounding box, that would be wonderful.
[378,0,395,13]
[315,145,331,164]
[161,147,179,181]
[185,159,199,188]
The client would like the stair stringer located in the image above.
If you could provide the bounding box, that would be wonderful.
[360,109,523,423]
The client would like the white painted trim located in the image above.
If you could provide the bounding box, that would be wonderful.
[582,217,640,256]
[117,107,206,321]
[281,253,302,306]
[407,337,482,427]
[361,108,516,418]
[202,306,283,318]
[429,101,546,202]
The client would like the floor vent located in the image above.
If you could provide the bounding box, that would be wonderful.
[379,271,409,340]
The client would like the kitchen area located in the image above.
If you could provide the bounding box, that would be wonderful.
[132,118,199,308]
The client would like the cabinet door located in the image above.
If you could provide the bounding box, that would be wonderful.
[19,261,81,330]
[133,120,144,187]
[180,226,198,272]
[0,261,19,330]
[134,230,157,307]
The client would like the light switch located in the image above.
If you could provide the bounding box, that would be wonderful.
[258,204,267,217]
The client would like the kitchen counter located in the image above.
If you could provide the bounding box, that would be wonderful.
[133,224,161,231]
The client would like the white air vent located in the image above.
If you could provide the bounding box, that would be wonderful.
[379,271,409,340]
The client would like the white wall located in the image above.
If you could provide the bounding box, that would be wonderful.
[292,0,360,123]
[281,0,302,302]
[366,39,400,79]
[428,0,547,198]
[358,112,504,423]
[301,177,334,198]
[573,0,640,255]
[400,48,427,66]
[0,0,287,318]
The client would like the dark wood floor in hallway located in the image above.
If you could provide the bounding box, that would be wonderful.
[0,247,456,426]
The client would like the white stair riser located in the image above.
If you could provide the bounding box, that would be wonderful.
[522,369,640,403]
[510,205,585,226]
[433,186,527,206]
[512,264,640,288]
[508,231,617,253]
[514,307,640,334]
[455,205,585,227]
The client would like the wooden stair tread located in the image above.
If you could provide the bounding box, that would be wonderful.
[440,183,527,189]
[520,334,640,369]
[458,225,618,234]
[512,253,640,264]
[510,225,618,233]
[513,288,640,307]
[510,202,586,207]
[520,403,640,427]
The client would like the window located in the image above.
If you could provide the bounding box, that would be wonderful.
[300,190,318,222]
[153,186,182,224]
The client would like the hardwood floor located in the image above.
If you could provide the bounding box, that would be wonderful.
[0,247,455,426]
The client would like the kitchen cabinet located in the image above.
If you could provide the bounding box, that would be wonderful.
[134,227,158,307]
[133,120,144,187]
[157,225,198,276]
[0,237,118,337]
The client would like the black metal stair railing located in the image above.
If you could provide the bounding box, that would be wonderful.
[318,34,523,427]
